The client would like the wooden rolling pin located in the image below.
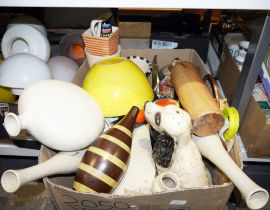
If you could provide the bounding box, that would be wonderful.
[171,61,224,136]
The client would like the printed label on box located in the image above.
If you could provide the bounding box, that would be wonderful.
[152,40,178,49]
[169,200,187,205]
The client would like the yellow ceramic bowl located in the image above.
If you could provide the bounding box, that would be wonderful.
[83,57,154,117]
[0,86,16,103]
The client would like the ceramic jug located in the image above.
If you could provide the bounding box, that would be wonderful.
[192,134,269,210]
[73,106,139,193]
[4,80,104,151]
[1,150,85,193]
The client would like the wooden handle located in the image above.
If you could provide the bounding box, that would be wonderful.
[203,74,220,102]
[171,61,224,136]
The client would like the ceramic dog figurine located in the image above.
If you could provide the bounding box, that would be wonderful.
[144,102,210,189]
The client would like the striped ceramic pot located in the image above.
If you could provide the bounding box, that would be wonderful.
[73,106,139,193]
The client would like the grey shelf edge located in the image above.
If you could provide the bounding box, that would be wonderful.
[232,13,270,119]
[0,139,40,157]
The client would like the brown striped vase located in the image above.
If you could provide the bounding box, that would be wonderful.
[73,106,139,193]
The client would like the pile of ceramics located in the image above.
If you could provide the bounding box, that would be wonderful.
[0,16,269,210]
[0,15,80,97]
[228,40,250,70]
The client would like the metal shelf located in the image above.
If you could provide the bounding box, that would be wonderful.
[0,0,270,9]
[0,139,40,157]
[0,1,269,161]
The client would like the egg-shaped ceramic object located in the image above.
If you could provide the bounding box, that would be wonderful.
[82,57,154,117]
[4,80,105,151]
[48,56,79,82]
[0,53,51,95]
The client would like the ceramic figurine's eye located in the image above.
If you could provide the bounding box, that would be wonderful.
[155,112,161,126]
[176,111,180,114]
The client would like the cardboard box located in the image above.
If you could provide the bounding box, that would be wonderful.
[120,38,150,50]
[218,45,270,158]
[42,49,242,210]
[239,96,270,158]
[119,22,151,39]
[150,33,209,63]
[218,44,241,103]
[263,45,270,76]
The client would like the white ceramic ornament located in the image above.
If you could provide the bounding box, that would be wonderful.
[1,24,50,61]
[113,125,156,195]
[4,80,104,151]
[144,102,210,188]
[48,56,79,82]
[0,53,51,95]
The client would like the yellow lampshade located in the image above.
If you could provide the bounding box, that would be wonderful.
[83,57,154,117]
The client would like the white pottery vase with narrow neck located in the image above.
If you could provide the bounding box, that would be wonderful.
[4,80,104,151]
[1,149,85,193]
[192,134,269,210]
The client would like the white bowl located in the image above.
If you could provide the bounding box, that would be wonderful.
[48,56,79,82]
[7,15,47,36]
[239,41,250,50]
[0,53,52,94]
[85,45,121,68]
[1,24,50,62]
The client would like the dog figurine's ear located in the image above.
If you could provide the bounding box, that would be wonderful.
[152,132,175,169]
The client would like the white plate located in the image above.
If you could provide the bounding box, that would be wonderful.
[126,55,152,77]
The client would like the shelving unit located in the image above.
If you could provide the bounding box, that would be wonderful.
[0,2,269,162]
[0,0,270,10]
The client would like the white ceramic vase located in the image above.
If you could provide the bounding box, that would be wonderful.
[192,134,269,210]
[1,150,85,193]
[113,125,156,195]
[4,80,104,151]
[151,171,180,193]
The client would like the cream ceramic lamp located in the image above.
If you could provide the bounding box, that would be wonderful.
[4,80,105,151]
